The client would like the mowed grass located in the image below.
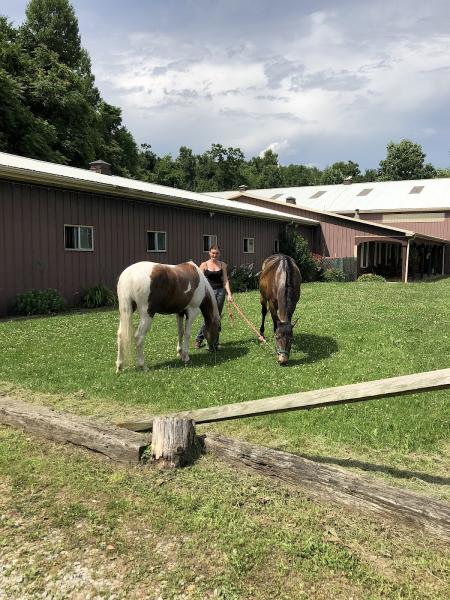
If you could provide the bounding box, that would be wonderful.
[0,280,449,598]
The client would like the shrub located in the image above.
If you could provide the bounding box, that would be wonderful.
[80,284,116,308]
[279,230,318,281]
[357,273,386,283]
[14,288,65,316]
[322,268,346,282]
[229,264,259,292]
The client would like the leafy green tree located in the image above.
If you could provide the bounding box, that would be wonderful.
[279,229,318,282]
[435,167,450,178]
[279,163,322,186]
[0,17,59,159]
[321,161,361,184]
[378,140,436,180]
[21,0,83,69]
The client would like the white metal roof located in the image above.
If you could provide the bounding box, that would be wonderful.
[0,152,319,227]
[208,178,450,213]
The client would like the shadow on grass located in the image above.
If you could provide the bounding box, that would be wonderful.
[301,453,450,486]
[149,340,250,370]
[287,332,338,366]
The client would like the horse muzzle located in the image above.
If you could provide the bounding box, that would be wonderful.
[277,352,289,365]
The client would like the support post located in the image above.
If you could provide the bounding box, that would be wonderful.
[402,240,410,283]
[151,417,198,469]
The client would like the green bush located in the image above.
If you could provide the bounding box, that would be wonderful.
[80,284,116,308]
[322,268,346,282]
[14,289,65,316]
[357,273,386,283]
[229,264,259,292]
[279,230,318,281]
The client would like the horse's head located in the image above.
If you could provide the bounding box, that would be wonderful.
[205,315,220,350]
[200,283,221,351]
[275,321,294,365]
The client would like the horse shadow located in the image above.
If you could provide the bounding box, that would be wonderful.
[300,453,450,486]
[287,332,339,366]
[148,340,250,370]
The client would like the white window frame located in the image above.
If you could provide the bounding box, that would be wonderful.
[203,234,217,252]
[243,237,255,254]
[147,230,167,252]
[64,225,94,251]
[360,242,369,268]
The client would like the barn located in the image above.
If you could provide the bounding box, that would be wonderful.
[2,151,449,316]
[208,179,450,282]
[0,152,318,316]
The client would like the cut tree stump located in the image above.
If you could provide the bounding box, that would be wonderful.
[151,417,198,469]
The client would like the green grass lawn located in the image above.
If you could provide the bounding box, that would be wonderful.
[0,280,449,598]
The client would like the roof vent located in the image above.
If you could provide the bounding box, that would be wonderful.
[343,176,352,185]
[238,184,248,192]
[89,160,112,175]
[310,190,326,199]
[354,208,360,219]
[409,185,424,194]
[286,196,296,205]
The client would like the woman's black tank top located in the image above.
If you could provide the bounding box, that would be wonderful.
[205,267,224,290]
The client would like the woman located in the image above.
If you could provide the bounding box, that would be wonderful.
[194,245,232,349]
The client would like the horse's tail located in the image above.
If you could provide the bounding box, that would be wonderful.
[117,275,135,368]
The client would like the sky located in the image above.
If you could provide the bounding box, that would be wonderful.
[3,0,450,170]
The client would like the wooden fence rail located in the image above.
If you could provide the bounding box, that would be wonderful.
[118,368,450,432]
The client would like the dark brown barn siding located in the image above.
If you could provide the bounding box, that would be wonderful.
[0,180,299,315]
[229,195,403,258]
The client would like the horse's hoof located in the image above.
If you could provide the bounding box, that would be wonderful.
[137,364,149,372]
[181,354,190,364]
[278,356,289,366]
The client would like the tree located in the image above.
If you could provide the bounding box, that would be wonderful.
[378,140,436,181]
[21,0,83,69]
[321,161,361,184]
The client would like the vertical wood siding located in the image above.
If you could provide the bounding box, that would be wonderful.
[229,195,409,258]
[0,180,300,315]
[358,212,450,241]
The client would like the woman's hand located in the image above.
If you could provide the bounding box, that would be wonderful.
[227,293,233,302]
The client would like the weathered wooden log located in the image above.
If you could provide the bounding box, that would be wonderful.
[118,368,450,432]
[151,417,198,469]
[203,433,450,541]
[0,396,150,464]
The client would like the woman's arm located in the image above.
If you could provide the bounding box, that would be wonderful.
[199,261,207,272]
[222,263,233,301]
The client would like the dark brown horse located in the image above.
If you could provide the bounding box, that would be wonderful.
[259,254,301,365]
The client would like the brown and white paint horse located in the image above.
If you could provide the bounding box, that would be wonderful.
[259,254,301,365]
[116,261,220,372]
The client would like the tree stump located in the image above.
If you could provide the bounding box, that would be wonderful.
[151,417,198,469]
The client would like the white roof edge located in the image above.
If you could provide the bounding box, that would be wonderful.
[0,152,318,227]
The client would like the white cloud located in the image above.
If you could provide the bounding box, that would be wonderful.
[259,141,290,157]
[85,0,450,168]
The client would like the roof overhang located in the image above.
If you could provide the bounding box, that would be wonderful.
[0,155,319,227]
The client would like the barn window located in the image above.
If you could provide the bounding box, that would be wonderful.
[147,231,166,252]
[243,238,255,253]
[360,242,369,268]
[274,240,280,253]
[203,234,217,252]
[64,225,93,251]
